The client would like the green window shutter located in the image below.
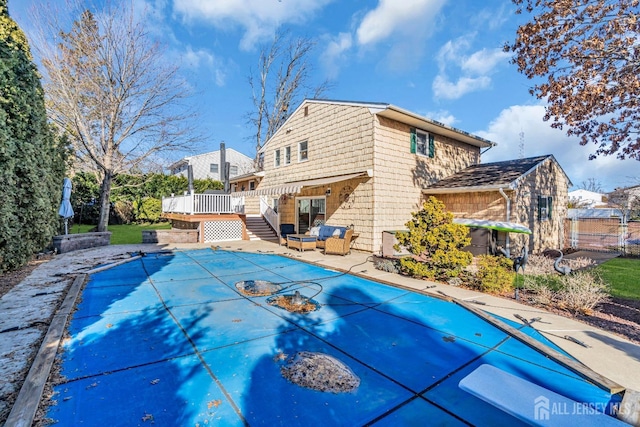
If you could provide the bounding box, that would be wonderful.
[537,195,542,220]
[410,128,416,153]
[428,134,435,158]
[548,196,553,219]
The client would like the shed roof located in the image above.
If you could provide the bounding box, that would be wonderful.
[423,155,572,194]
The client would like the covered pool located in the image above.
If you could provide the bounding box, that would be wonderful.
[46,248,623,425]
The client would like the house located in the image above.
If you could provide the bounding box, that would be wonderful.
[168,148,254,181]
[568,189,606,208]
[424,155,572,255]
[240,99,571,255]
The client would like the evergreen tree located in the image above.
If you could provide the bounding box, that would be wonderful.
[0,0,66,272]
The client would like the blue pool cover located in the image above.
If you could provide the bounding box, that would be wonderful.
[46,249,623,426]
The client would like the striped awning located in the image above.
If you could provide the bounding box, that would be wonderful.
[231,184,303,198]
[231,170,372,197]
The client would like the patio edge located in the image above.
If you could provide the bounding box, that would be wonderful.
[5,274,86,427]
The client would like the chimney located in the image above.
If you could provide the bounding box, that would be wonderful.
[220,142,230,193]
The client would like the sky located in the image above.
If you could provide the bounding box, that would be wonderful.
[8,0,639,192]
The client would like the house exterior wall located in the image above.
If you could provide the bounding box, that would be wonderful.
[434,158,570,254]
[259,101,482,253]
[516,158,569,253]
[371,116,480,253]
[169,149,254,181]
[258,102,377,250]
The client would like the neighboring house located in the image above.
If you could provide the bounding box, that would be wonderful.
[238,99,571,255]
[168,148,254,181]
[568,189,606,208]
[424,155,572,254]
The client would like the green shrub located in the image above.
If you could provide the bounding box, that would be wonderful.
[395,197,472,279]
[474,255,515,294]
[0,6,67,272]
[133,197,162,222]
[399,257,437,279]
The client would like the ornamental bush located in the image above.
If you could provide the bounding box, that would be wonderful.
[395,197,472,280]
[474,255,515,294]
[133,197,162,223]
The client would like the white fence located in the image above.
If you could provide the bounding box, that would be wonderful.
[162,193,245,215]
[260,196,278,232]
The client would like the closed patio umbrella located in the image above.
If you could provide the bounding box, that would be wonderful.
[58,178,74,234]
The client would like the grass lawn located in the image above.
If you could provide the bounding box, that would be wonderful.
[71,222,172,245]
[595,257,640,300]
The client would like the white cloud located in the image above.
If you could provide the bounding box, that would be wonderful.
[477,104,639,192]
[173,0,333,50]
[423,109,458,126]
[320,33,353,79]
[182,46,228,86]
[433,35,509,100]
[356,0,445,46]
[352,0,446,71]
[461,48,511,75]
[432,75,490,100]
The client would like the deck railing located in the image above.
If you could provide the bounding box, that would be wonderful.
[162,193,245,215]
[260,196,279,231]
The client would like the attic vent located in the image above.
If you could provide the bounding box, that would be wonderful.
[304,106,308,117]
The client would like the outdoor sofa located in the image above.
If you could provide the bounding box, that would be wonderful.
[308,225,354,255]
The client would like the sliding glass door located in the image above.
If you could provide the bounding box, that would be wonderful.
[296,197,325,233]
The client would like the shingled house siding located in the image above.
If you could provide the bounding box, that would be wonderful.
[259,103,376,250]
[373,116,480,253]
[258,101,490,252]
[434,158,569,254]
[523,159,569,252]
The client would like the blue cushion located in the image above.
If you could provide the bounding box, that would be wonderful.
[288,235,316,243]
[318,226,346,241]
[280,223,295,237]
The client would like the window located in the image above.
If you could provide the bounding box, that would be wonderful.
[229,165,238,176]
[538,195,553,221]
[285,146,291,164]
[210,163,219,173]
[274,149,281,167]
[410,128,435,158]
[298,141,308,161]
[249,180,255,190]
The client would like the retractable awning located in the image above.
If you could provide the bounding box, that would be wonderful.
[286,171,371,188]
[231,184,303,198]
[231,170,372,197]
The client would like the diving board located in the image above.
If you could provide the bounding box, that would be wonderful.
[459,364,624,426]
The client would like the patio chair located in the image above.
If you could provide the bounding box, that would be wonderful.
[324,228,354,255]
[279,223,295,245]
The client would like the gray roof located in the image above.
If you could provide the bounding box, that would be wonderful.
[423,155,568,193]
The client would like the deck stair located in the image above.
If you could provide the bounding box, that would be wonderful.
[245,215,278,241]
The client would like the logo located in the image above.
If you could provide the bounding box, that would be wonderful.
[534,395,550,421]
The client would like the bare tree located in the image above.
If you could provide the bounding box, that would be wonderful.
[608,186,640,222]
[31,1,198,231]
[579,178,604,193]
[247,29,330,167]
[505,0,640,161]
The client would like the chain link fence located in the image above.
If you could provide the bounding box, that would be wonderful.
[564,217,640,255]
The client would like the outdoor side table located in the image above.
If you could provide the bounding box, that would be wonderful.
[286,234,317,251]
